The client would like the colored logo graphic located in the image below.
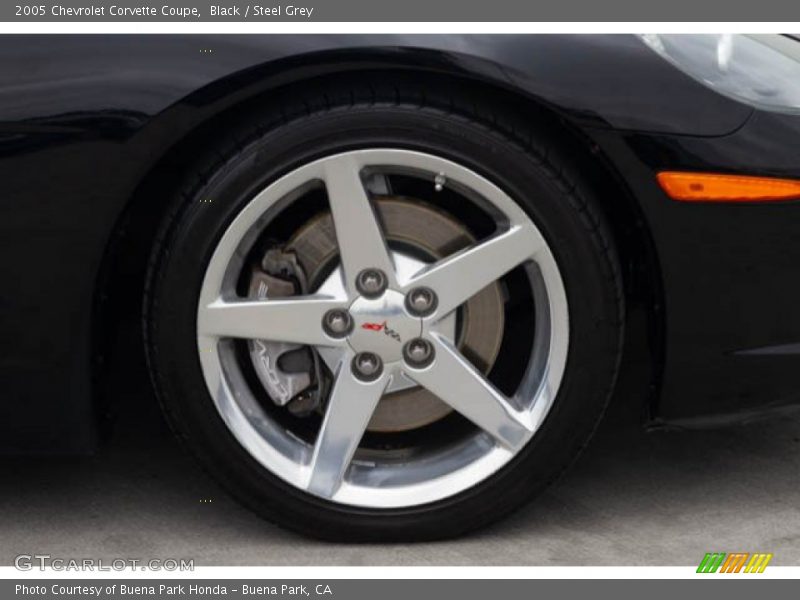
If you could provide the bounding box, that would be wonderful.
[361,321,401,342]
[697,552,773,573]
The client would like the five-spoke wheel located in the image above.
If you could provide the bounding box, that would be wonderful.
[146,86,622,540]
[195,149,568,506]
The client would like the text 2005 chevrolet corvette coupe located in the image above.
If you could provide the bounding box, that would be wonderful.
[2,34,800,540]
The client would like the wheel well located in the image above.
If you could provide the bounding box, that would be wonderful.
[92,68,665,432]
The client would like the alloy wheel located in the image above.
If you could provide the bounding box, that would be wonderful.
[195,149,569,508]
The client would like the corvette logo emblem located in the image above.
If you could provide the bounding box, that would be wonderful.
[361,321,401,342]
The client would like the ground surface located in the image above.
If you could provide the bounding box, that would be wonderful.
[3,317,800,566]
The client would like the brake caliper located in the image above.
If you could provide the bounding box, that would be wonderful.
[247,249,324,416]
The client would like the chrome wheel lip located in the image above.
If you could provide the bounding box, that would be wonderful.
[196,149,569,509]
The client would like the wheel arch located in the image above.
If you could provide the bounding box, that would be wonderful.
[91,54,666,432]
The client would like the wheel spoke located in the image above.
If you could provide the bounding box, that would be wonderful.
[323,155,396,292]
[406,335,532,450]
[403,225,542,318]
[198,296,346,346]
[307,356,389,498]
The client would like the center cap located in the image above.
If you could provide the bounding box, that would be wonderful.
[347,290,422,363]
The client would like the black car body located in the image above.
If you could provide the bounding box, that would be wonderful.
[1,34,799,457]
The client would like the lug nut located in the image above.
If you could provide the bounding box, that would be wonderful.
[406,287,438,317]
[322,309,352,338]
[352,352,383,381]
[403,338,435,368]
[356,269,387,298]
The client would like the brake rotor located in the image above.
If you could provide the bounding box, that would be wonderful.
[286,197,505,432]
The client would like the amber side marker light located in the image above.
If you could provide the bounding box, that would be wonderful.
[657,171,800,203]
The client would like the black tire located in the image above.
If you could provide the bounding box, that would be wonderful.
[144,80,624,542]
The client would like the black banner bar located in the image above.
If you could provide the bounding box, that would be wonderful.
[3,0,799,22]
[3,579,794,600]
